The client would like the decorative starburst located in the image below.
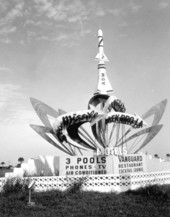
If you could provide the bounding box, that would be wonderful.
[30,96,167,156]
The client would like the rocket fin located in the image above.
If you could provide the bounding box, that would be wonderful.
[95,53,100,60]
[95,53,109,62]
[102,53,109,62]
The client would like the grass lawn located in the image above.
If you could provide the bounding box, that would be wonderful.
[0,184,170,217]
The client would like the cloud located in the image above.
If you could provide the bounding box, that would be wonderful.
[0,38,12,44]
[33,0,96,24]
[95,8,105,17]
[4,1,25,22]
[27,31,37,37]
[34,0,52,11]
[80,29,91,37]
[68,15,82,23]
[0,25,16,44]
[52,32,79,47]
[53,33,68,41]
[34,0,66,20]
[107,8,123,16]
[24,19,53,29]
[19,39,25,45]
[0,0,102,45]
[0,65,37,125]
[5,109,40,125]
[0,1,24,30]
[0,66,12,72]
[0,83,23,110]
[128,1,142,13]
[0,0,10,13]
[0,65,25,114]
[158,2,169,9]
[0,82,33,129]
[0,26,17,34]
[36,35,50,41]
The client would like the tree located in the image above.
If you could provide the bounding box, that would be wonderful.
[154,154,159,158]
[166,153,170,161]
[1,162,5,170]
[8,165,13,170]
[1,162,5,166]
[18,157,24,164]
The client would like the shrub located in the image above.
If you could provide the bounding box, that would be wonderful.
[66,176,87,194]
[126,184,169,205]
[2,177,30,196]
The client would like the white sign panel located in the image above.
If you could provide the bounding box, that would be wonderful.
[59,156,107,176]
[113,154,147,174]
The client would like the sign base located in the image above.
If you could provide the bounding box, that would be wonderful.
[27,202,35,207]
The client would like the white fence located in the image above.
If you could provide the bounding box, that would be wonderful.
[0,171,170,193]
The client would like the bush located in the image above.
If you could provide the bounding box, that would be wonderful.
[126,184,169,205]
[2,177,30,196]
[66,176,87,194]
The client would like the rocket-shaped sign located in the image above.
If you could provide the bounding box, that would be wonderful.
[94,29,113,95]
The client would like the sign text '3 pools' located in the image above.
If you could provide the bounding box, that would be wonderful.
[59,156,107,176]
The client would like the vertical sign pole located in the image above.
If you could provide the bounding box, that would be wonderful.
[29,189,31,203]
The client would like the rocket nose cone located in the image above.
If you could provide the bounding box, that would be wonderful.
[98,29,103,36]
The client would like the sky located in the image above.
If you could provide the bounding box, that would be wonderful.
[0,0,169,166]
